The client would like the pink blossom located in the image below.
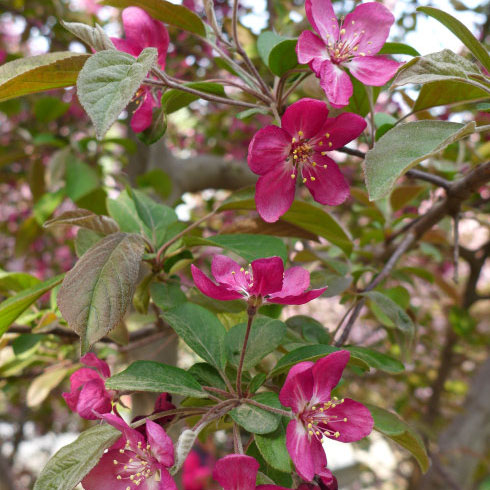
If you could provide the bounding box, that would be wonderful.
[213,454,288,490]
[62,353,112,420]
[182,450,212,490]
[297,0,402,107]
[111,7,169,132]
[82,414,177,490]
[191,255,327,305]
[247,98,366,222]
[279,351,373,482]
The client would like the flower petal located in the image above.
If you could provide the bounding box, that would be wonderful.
[342,2,395,56]
[318,468,338,490]
[131,91,155,133]
[268,287,327,305]
[324,398,374,442]
[81,353,111,378]
[281,98,329,139]
[211,255,248,289]
[191,264,243,301]
[279,361,315,413]
[146,420,174,467]
[270,266,310,298]
[296,30,328,68]
[81,450,135,490]
[249,256,284,296]
[212,454,258,490]
[311,350,350,405]
[111,37,141,58]
[286,419,327,482]
[158,467,179,490]
[319,61,352,108]
[76,379,112,419]
[255,167,296,223]
[347,55,401,86]
[306,0,339,43]
[101,413,146,448]
[247,126,290,175]
[317,113,367,151]
[302,155,349,206]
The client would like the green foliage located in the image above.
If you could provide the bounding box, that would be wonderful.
[105,360,206,397]
[255,420,293,472]
[77,48,158,139]
[257,31,299,76]
[44,209,119,235]
[161,82,226,113]
[230,393,283,434]
[378,42,420,56]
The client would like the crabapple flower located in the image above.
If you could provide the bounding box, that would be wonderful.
[297,0,401,107]
[279,350,373,482]
[247,98,366,222]
[62,353,112,420]
[191,255,327,306]
[213,454,288,490]
[182,450,212,490]
[111,7,169,132]
[82,413,177,490]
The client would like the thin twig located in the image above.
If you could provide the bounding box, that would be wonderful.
[236,312,254,397]
[233,423,244,454]
[244,398,293,418]
[453,211,460,284]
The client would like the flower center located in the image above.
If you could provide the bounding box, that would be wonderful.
[288,131,329,183]
[112,439,157,488]
[325,18,373,64]
[301,397,348,443]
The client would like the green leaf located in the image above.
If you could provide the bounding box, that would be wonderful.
[226,317,286,369]
[66,157,99,201]
[378,42,420,57]
[249,373,267,393]
[163,303,227,370]
[310,271,352,298]
[362,291,414,334]
[390,185,426,211]
[184,234,288,263]
[129,189,178,247]
[187,362,226,391]
[0,52,89,102]
[150,281,187,311]
[161,82,226,114]
[34,96,70,123]
[257,31,284,66]
[57,233,146,353]
[257,31,299,76]
[271,344,338,376]
[364,120,476,200]
[105,360,206,398]
[255,420,293,473]
[33,424,121,490]
[12,334,44,355]
[345,346,404,374]
[417,6,490,72]
[27,367,70,407]
[44,209,119,235]
[0,271,40,293]
[33,189,65,225]
[367,404,429,473]
[0,275,63,337]
[137,106,167,144]
[230,393,282,434]
[343,75,381,117]
[77,48,158,139]
[137,169,172,199]
[75,228,103,257]
[61,20,116,52]
[101,0,205,36]
[285,315,331,345]
[107,189,150,235]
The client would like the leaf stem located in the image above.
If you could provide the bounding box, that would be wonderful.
[236,308,255,397]
[244,398,293,418]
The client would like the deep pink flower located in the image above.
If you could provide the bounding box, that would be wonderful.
[297,0,402,107]
[191,255,327,305]
[279,351,373,482]
[62,353,112,420]
[182,450,212,490]
[111,7,169,132]
[213,454,288,490]
[247,98,366,222]
[82,413,177,490]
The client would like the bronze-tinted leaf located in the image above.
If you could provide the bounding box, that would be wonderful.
[44,209,119,235]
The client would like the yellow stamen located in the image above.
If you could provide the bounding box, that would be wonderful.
[291,174,296,179]
[310,176,316,181]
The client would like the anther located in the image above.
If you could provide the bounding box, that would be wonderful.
[344,418,348,422]
[321,151,327,156]
[291,174,296,179]
[298,130,304,137]
[328,142,333,147]
[340,28,345,35]
[318,141,323,146]
[325,133,330,138]
[312,162,317,166]
[117,475,122,480]
[240,267,244,272]
[323,165,328,169]
[231,271,235,274]
[308,430,314,436]
[351,20,355,24]
[302,178,307,183]
[292,137,296,143]
[113,460,118,465]
[310,176,316,181]
[119,449,125,453]
[360,52,365,56]
[335,432,340,438]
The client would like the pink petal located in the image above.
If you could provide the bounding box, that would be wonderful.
[158,467,179,490]
[255,167,296,223]
[111,37,141,58]
[101,413,146,448]
[146,420,174,467]
[306,0,339,43]
[121,7,169,68]
[257,487,291,490]
[342,2,395,56]
[213,454,258,490]
[66,367,100,393]
[311,350,350,405]
[281,98,329,139]
[347,55,401,86]
[319,61,352,108]
[76,379,112,420]
[81,450,134,490]
[191,265,243,301]
[318,469,338,490]
[268,287,327,306]
[302,155,349,206]
[247,126,290,175]
[81,353,111,378]
[279,361,315,413]
[131,92,155,133]
[249,257,284,296]
[271,266,310,297]
[286,419,327,482]
[317,113,366,151]
[211,255,248,289]
[324,398,374,442]
[296,31,328,68]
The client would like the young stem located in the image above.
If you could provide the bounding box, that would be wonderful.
[244,398,293,418]
[236,309,256,397]
[365,85,375,148]
[233,423,244,454]
[131,407,207,428]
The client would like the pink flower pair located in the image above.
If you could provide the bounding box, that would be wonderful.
[248,98,366,222]
[191,254,327,306]
[111,7,169,132]
[297,0,401,107]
